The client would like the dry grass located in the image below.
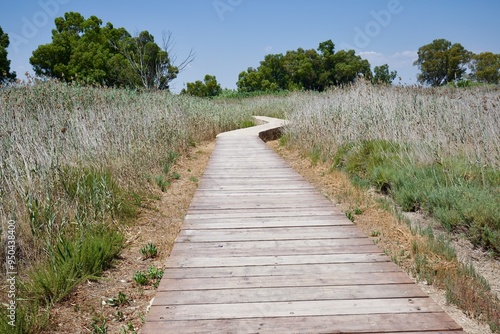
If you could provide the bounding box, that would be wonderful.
[278,81,499,254]
[284,80,499,167]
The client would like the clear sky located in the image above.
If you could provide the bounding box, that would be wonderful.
[2,0,500,92]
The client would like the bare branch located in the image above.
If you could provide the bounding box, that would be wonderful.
[162,30,196,74]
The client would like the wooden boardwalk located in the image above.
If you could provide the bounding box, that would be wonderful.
[142,118,465,333]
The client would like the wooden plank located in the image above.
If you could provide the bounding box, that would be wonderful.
[170,241,381,257]
[146,298,444,321]
[190,192,329,201]
[162,262,402,279]
[182,217,352,229]
[152,284,428,305]
[188,201,333,210]
[176,226,367,242]
[157,272,415,291]
[185,208,342,219]
[167,253,390,268]
[141,313,464,334]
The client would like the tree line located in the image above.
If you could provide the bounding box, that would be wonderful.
[1,12,499,94]
[1,12,194,90]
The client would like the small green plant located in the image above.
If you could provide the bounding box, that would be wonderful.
[189,176,198,183]
[345,211,354,222]
[371,230,381,237]
[140,242,158,259]
[91,317,108,334]
[171,171,181,180]
[107,292,130,307]
[155,175,170,192]
[148,266,164,288]
[116,310,125,322]
[133,271,148,286]
[133,266,164,287]
[354,206,363,215]
[168,151,180,164]
[119,321,137,334]
[163,162,171,175]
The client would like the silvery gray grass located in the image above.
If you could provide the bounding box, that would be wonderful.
[284,81,499,168]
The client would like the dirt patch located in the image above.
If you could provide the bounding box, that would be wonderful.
[267,140,494,334]
[44,141,215,334]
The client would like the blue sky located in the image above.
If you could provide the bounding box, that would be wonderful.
[2,0,500,92]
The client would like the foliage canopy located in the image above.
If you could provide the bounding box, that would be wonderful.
[0,26,16,82]
[236,40,384,92]
[182,74,222,97]
[30,12,190,90]
[414,39,472,86]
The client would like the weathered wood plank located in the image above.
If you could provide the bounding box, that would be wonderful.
[162,262,403,279]
[152,284,428,305]
[147,298,444,321]
[141,313,464,334]
[176,226,367,242]
[170,241,381,257]
[182,217,352,229]
[185,208,343,219]
[157,272,415,291]
[167,252,390,268]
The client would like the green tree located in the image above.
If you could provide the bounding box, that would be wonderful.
[30,12,131,85]
[372,64,397,85]
[30,12,192,90]
[236,40,372,92]
[414,39,472,86]
[470,52,500,84]
[182,74,222,97]
[0,26,16,82]
[330,49,372,85]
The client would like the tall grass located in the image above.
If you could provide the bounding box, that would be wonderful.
[282,81,500,255]
[285,82,499,167]
[0,78,257,332]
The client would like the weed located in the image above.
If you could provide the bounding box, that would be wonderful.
[133,271,148,286]
[147,266,164,288]
[116,310,125,322]
[171,172,181,180]
[345,211,355,222]
[155,175,170,192]
[91,317,108,334]
[133,266,164,288]
[189,176,199,183]
[140,242,158,259]
[163,162,171,175]
[107,292,130,307]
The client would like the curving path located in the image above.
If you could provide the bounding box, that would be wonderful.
[142,117,464,333]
